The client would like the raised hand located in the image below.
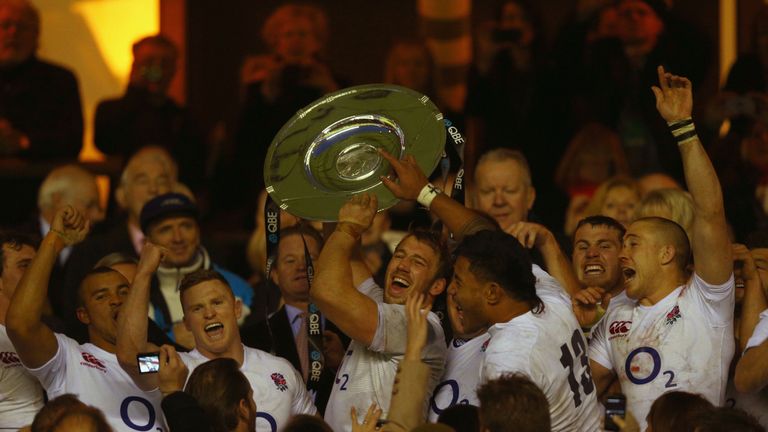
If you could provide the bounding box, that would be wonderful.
[137,242,168,276]
[158,344,188,396]
[507,221,554,249]
[405,292,431,361]
[733,243,758,284]
[571,286,611,328]
[651,65,693,122]
[337,193,378,237]
[50,205,90,246]
[378,149,429,201]
[350,403,382,432]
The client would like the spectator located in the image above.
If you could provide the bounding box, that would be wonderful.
[29,394,85,432]
[637,172,681,197]
[556,123,630,235]
[184,358,257,432]
[226,3,339,225]
[139,193,253,346]
[694,407,766,432]
[472,148,535,233]
[0,0,82,159]
[476,373,551,432]
[63,147,177,320]
[94,35,205,189]
[634,188,695,241]
[583,176,640,228]
[240,225,349,415]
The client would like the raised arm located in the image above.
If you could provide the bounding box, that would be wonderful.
[507,221,582,298]
[378,150,495,241]
[313,194,380,346]
[651,66,732,284]
[7,206,89,368]
[116,242,164,391]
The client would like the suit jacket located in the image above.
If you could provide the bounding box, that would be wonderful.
[240,306,350,415]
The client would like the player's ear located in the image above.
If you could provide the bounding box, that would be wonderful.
[76,306,91,325]
[428,278,446,297]
[659,244,676,266]
[484,282,503,305]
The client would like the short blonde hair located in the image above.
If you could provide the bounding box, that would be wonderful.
[583,176,640,218]
[262,4,328,53]
[634,188,695,238]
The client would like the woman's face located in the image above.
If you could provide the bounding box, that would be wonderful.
[601,186,639,226]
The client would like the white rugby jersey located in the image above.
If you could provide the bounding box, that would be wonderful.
[589,273,735,431]
[0,325,43,430]
[324,278,447,432]
[25,333,165,432]
[746,309,768,350]
[180,345,316,432]
[428,333,490,422]
[482,265,601,432]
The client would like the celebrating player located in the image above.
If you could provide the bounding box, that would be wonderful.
[6,206,165,431]
[587,66,735,430]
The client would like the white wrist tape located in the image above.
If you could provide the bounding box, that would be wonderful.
[417,183,442,209]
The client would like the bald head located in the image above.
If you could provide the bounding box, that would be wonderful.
[116,146,177,223]
[38,165,103,225]
[0,0,39,67]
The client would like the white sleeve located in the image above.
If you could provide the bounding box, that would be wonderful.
[688,272,735,326]
[532,265,572,308]
[289,364,318,415]
[369,303,407,354]
[587,319,613,371]
[24,333,73,396]
[746,309,768,350]
[357,277,384,303]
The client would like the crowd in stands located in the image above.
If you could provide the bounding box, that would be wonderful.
[2,0,768,431]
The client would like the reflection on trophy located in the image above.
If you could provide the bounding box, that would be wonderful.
[264,84,446,221]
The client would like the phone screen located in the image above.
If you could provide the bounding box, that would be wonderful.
[137,352,160,374]
[604,394,626,431]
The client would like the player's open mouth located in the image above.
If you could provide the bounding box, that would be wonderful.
[735,280,745,290]
[584,264,604,275]
[204,322,224,339]
[392,276,411,288]
[622,267,636,282]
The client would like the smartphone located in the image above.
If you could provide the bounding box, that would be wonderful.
[604,394,626,431]
[137,352,160,374]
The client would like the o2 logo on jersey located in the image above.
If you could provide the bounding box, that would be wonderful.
[120,396,157,431]
[80,352,107,372]
[0,351,21,365]
[609,321,632,339]
[256,413,277,432]
[624,346,677,388]
[429,380,469,415]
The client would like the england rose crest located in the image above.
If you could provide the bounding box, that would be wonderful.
[271,372,288,391]
[665,305,681,326]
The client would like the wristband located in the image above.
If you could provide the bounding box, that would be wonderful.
[668,117,698,145]
[417,183,442,209]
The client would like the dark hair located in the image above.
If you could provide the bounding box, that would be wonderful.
[77,266,123,307]
[573,215,626,243]
[283,414,334,432]
[179,269,232,300]
[694,406,765,432]
[185,358,252,432]
[647,391,714,432]
[400,227,453,282]
[50,405,113,432]
[437,404,480,432]
[635,216,691,271]
[31,394,86,432]
[272,225,325,266]
[454,230,542,313]
[132,34,178,57]
[476,373,551,432]
[0,231,37,277]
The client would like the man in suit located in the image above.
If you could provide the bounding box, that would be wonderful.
[240,224,348,415]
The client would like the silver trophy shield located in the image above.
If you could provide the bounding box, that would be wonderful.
[264,84,446,221]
